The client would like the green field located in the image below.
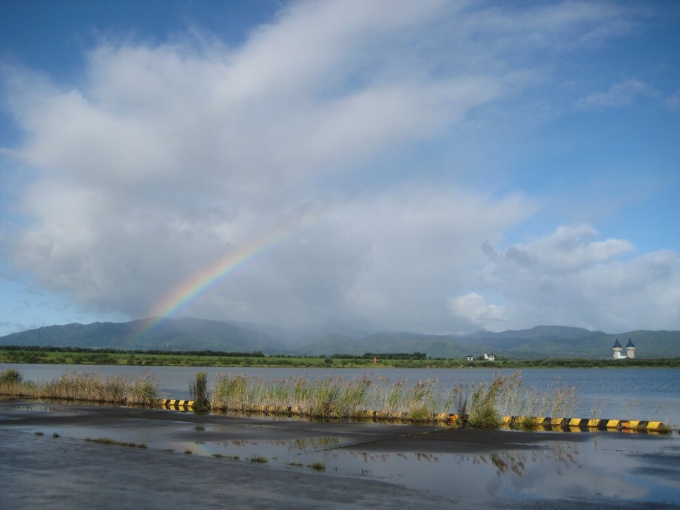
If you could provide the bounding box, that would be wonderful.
[1,346,679,368]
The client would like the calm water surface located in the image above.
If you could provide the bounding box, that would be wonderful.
[3,364,679,428]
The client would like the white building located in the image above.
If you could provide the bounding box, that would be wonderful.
[612,338,625,359]
[613,338,636,359]
[626,338,636,359]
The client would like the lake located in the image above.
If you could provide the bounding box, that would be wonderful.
[2,364,679,428]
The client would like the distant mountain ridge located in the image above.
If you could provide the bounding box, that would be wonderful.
[1,319,679,359]
[0,317,274,353]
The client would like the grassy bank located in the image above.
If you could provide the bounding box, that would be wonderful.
[2,346,680,368]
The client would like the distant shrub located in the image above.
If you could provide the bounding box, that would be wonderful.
[0,368,22,385]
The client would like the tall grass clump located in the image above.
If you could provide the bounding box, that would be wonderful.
[370,376,458,422]
[210,373,374,419]
[496,372,577,429]
[450,372,577,429]
[210,372,459,422]
[0,371,158,406]
[0,368,31,398]
[190,372,210,413]
[207,371,577,428]
[462,377,504,429]
[0,368,23,385]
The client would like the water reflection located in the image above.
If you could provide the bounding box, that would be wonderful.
[344,442,580,480]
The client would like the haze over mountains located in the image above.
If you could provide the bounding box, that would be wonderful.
[1,318,679,360]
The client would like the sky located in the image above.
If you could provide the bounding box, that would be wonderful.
[1,0,679,337]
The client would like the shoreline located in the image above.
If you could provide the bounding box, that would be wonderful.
[4,349,680,369]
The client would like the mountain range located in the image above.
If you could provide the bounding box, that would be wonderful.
[1,318,679,359]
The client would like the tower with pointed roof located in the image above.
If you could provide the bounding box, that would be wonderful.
[626,338,636,359]
[612,338,626,359]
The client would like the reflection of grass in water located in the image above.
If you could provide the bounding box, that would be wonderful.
[307,462,326,472]
[292,437,340,452]
[490,452,526,476]
[471,445,580,477]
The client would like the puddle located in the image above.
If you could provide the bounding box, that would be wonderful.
[3,401,680,506]
[156,435,342,459]
[154,433,680,506]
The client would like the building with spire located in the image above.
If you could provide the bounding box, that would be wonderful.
[612,338,638,360]
[612,338,626,359]
[626,338,636,359]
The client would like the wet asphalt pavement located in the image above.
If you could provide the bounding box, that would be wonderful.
[1,400,679,509]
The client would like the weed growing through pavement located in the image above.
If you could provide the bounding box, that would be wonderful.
[307,462,326,472]
[85,437,147,448]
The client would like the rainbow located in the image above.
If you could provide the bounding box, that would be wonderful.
[137,208,323,337]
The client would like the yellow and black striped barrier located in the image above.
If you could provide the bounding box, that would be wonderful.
[154,401,671,432]
[496,415,669,433]
[159,398,194,411]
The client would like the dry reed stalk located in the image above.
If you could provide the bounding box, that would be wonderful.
[0,370,158,405]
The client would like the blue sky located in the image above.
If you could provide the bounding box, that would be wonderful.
[1,0,679,337]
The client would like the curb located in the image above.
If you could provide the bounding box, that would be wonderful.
[498,415,669,432]
[155,400,670,433]
[159,398,194,410]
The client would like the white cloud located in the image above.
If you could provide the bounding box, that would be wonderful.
[459,225,680,332]
[448,293,506,332]
[577,79,658,110]
[667,89,680,110]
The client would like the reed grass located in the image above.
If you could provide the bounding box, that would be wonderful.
[190,372,210,413]
[495,371,577,428]
[0,369,158,405]
[208,370,579,428]
[1,367,579,429]
[209,373,455,421]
